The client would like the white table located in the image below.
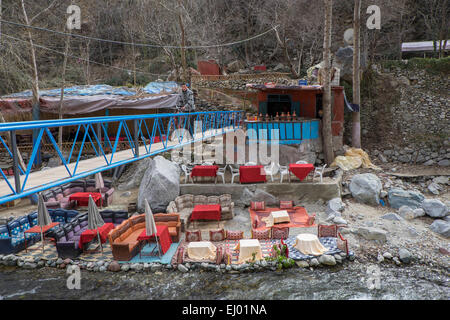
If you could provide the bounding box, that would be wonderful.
[187,241,217,261]
[234,239,263,263]
[294,234,328,256]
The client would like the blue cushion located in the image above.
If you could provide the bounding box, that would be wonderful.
[0,225,9,238]
[7,221,21,237]
[28,212,38,226]
[18,217,31,232]
[11,236,25,246]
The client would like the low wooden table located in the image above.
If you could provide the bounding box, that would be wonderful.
[69,192,103,207]
[23,222,60,252]
[190,204,222,228]
[187,241,217,261]
[270,210,291,224]
[234,239,263,264]
[294,234,327,256]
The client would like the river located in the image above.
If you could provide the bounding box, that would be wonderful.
[0,262,448,300]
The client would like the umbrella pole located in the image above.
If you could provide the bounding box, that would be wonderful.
[41,227,44,253]
[155,234,161,258]
[97,229,103,253]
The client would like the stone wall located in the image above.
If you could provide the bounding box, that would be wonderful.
[356,61,449,166]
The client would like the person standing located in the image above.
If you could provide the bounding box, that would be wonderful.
[177,83,196,139]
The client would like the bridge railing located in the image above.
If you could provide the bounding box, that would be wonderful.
[0,110,243,204]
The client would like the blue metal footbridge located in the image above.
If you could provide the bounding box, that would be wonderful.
[0,111,243,205]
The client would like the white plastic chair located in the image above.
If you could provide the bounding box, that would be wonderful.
[245,161,257,166]
[312,164,327,183]
[230,165,240,184]
[296,160,308,164]
[264,162,279,182]
[215,165,227,184]
[181,164,193,184]
[279,165,290,183]
[202,161,214,166]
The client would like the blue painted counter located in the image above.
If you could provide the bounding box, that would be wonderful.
[245,119,320,144]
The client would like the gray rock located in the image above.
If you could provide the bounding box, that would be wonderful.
[381,212,405,221]
[177,264,189,273]
[118,157,152,190]
[398,206,415,220]
[349,174,382,206]
[23,262,37,269]
[383,252,393,259]
[108,261,121,272]
[427,183,440,195]
[444,216,450,223]
[438,159,450,167]
[393,257,401,265]
[334,254,343,263]
[131,263,144,271]
[380,190,388,198]
[56,258,63,265]
[327,198,345,214]
[413,208,425,218]
[356,227,388,242]
[433,176,449,185]
[388,188,424,209]
[225,265,232,271]
[407,226,419,237]
[260,260,268,268]
[318,255,337,266]
[121,264,130,272]
[424,160,435,166]
[422,199,449,218]
[137,156,180,213]
[200,262,209,269]
[398,249,412,264]
[333,217,348,225]
[296,260,310,268]
[429,220,450,238]
[238,188,254,207]
[378,154,388,163]
[150,264,162,272]
[99,266,107,272]
[310,258,320,267]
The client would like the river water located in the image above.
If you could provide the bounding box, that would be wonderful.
[0,262,448,300]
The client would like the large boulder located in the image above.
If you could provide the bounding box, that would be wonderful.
[118,158,152,190]
[226,60,245,73]
[251,189,279,207]
[137,156,180,213]
[429,220,450,238]
[349,174,382,206]
[356,226,388,242]
[422,199,449,218]
[387,188,424,209]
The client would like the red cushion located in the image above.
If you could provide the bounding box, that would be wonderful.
[185,230,202,242]
[251,228,271,240]
[279,201,294,209]
[226,230,244,240]
[272,227,290,239]
[250,201,265,211]
[209,229,226,242]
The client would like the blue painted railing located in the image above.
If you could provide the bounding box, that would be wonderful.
[246,119,320,144]
[0,111,243,204]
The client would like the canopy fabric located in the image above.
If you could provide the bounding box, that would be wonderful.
[39,94,180,115]
[37,193,52,227]
[144,199,157,237]
[87,195,105,230]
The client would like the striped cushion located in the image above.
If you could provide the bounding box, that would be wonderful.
[250,201,265,211]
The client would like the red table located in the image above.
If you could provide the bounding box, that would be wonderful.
[23,222,60,252]
[69,192,103,207]
[191,165,219,177]
[239,165,266,184]
[191,204,222,227]
[137,225,172,256]
[289,164,315,181]
[78,223,115,249]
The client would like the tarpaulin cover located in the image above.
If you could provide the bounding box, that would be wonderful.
[142,82,179,94]
[331,148,381,171]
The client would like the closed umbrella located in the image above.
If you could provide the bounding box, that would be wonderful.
[144,199,161,257]
[95,172,104,191]
[87,195,105,252]
[37,193,52,253]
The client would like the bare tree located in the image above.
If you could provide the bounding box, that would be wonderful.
[322,0,334,164]
[352,0,361,149]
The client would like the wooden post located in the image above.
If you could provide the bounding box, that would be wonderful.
[322,0,335,165]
